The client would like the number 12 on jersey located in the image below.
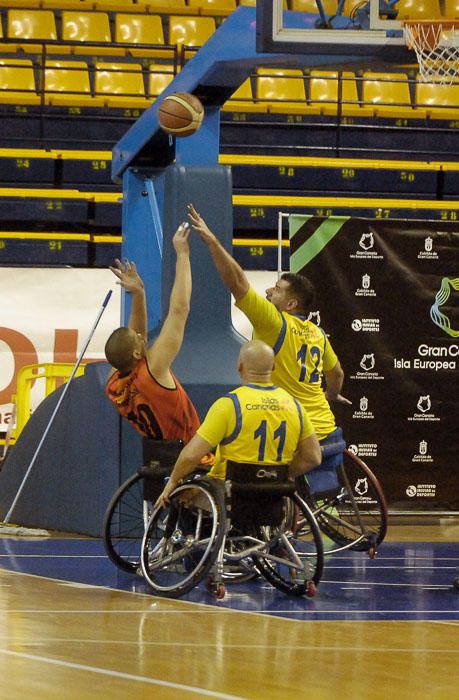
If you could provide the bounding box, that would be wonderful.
[297,344,321,383]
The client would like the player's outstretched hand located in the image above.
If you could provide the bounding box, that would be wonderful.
[187,203,217,245]
[172,221,190,255]
[109,259,144,294]
[327,392,352,405]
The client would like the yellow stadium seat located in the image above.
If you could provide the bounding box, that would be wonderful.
[393,0,442,20]
[95,62,151,108]
[415,78,459,119]
[362,71,415,117]
[7,9,57,40]
[187,0,237,15]
[443,0,459,18]
[256,67,309,114]
[116,14,164,45]
[115,14,174,58]
[42,1,107,8]
[136,0,189,11]
[61,11,111,54]
[221,77,268,112]
[148,64,176,98]
[0,58,40,105]
[168,16,216,47]
[308,70,366,116]
[291,0,342,12]
[44,59,104,107]
[7,9,57,51]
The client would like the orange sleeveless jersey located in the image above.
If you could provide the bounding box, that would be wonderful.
[106,357,201,443]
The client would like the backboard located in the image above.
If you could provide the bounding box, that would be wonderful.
[257,0,406,57]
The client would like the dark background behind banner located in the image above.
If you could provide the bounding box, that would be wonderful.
[290,217,458,512]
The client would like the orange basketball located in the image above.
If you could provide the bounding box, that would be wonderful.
[158,92,204,138]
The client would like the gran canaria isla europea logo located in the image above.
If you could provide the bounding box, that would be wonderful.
[430,277,459,338]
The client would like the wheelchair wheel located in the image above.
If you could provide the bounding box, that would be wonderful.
[141,479,225,598]
[103,472,152,574]
[298,449,388,554]
[252,493,324,597]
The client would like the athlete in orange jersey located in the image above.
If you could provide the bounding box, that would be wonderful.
[104,222,203,446]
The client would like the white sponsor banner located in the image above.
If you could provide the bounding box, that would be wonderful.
[0,268,121,430]
[0,268,271,431]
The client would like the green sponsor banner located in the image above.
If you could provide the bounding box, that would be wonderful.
[287,215,458,513]
[289,215,350,271]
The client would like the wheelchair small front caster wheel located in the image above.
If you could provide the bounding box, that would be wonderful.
[453,576,459,591]
[368,546,377,559]
[206,578,226,599]
[215,582,226,599]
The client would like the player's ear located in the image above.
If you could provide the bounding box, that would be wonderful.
[286,297,298,312]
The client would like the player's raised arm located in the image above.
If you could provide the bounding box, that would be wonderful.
[109,258,147,340]
[147,222,192,384]
[187,203,249,301]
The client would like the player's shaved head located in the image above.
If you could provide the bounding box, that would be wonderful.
[105,327,140,373]
[238,340,275,379]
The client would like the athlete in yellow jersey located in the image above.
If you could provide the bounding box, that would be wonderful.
[187,204,350,442]
[156,340,321,506]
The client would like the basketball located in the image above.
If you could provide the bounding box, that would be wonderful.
[158,92,204,137]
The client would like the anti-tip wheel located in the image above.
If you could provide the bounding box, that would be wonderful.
[368,546,377,559]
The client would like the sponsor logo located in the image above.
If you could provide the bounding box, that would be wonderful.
[393,343,458,371]
[351,353,384,381]
[417,236,439,260]
[408,395,440,422]
[430,277,459,338]
[355,273,376,297]
[412,439,433,463]
[355,477,368,496]
[350,231,384,259]
[406,484,436,498]
[307,310,321,326]
[417,394,431,413]
[360,353,375,371]
[348,443,378,457]
[351,318,380,333]
[353,396,374,420]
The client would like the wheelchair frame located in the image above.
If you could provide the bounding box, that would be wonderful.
[140,465,325,600]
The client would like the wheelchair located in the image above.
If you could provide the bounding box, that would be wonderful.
[295,428,388,558]
[102,440,183,574]
[140,461,324,599]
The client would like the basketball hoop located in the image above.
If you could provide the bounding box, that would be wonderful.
[403,20,459,84]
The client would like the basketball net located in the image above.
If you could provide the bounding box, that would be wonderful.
[403,20,459,84]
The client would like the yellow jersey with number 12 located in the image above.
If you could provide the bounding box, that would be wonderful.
[236,287,338,440]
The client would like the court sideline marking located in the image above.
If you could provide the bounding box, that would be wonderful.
[0,649,247,700]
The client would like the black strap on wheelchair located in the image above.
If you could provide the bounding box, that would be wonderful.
[226,461,295,497]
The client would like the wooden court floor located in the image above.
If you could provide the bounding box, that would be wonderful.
[0,523,458,699]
